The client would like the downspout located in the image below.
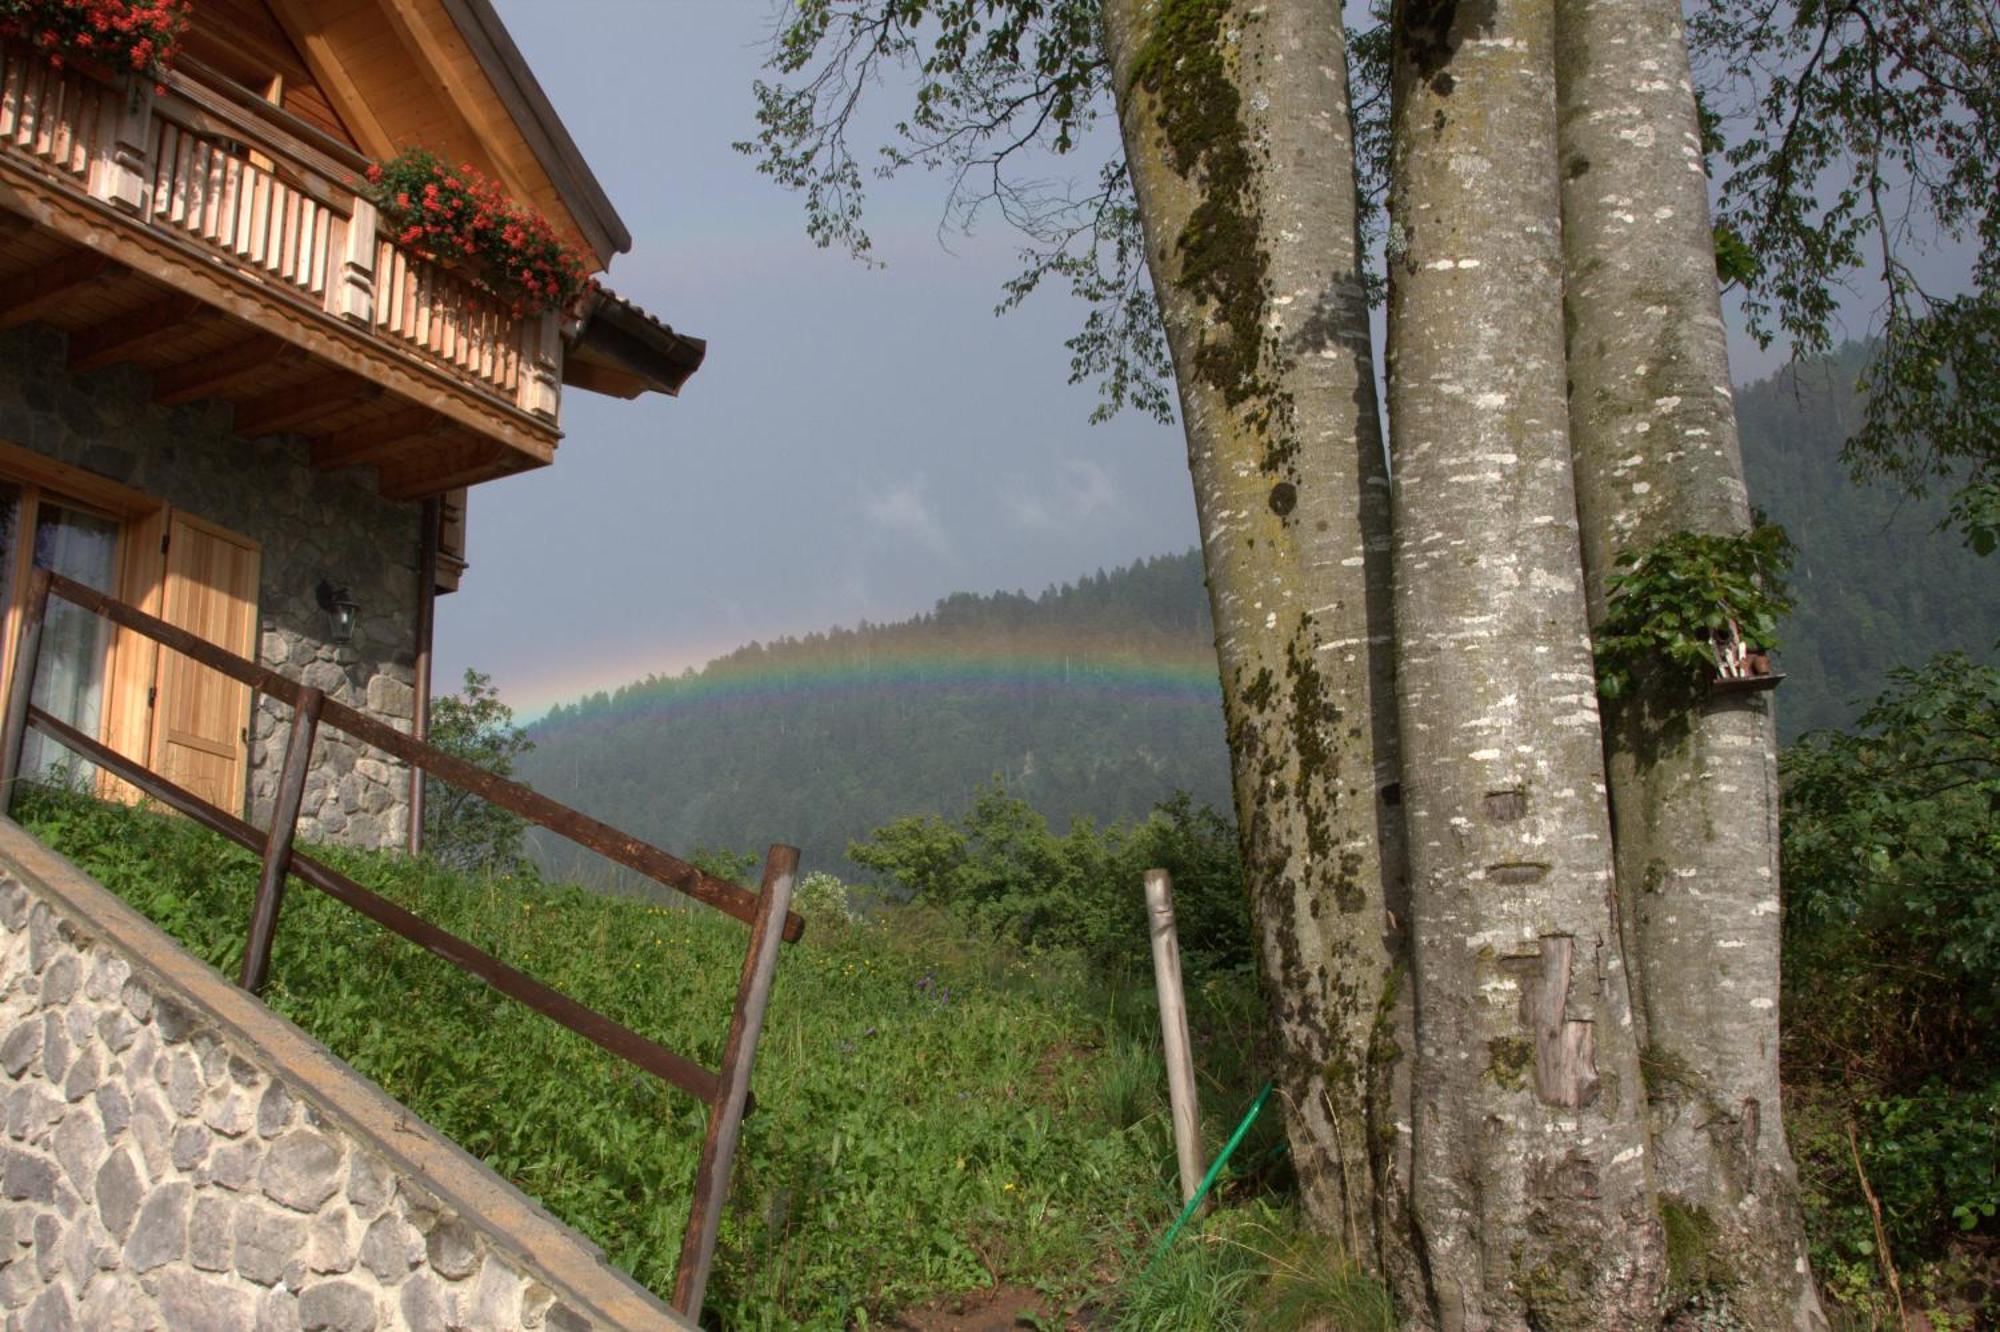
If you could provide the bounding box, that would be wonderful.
[409,497,439,856]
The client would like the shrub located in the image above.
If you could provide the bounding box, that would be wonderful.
[848,782,1252,980]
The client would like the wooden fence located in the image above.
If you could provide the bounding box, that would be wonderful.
[0,567,799,1318]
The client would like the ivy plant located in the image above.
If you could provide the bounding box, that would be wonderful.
[1593,525,1795,701]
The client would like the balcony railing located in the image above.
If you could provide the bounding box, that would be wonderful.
[0,41,555,422]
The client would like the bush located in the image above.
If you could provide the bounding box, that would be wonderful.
[848,783,1252,980]
[1780,651,2000,1314]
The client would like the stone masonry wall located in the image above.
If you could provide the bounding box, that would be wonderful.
[0,326,423,849]
[0,823,690,1331]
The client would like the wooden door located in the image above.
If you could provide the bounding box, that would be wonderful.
[149,514,260,813]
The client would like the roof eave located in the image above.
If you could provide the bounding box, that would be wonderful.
[440,0,634,267]
[566,293,707,399]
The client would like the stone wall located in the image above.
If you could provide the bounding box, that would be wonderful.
[0,820,690,1332]
[0,326,423,849]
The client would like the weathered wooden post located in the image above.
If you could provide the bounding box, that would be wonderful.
[674,843,800,1318]
[241,685,323,994]
[1146,868,1205,1207]
[0,567,54,812]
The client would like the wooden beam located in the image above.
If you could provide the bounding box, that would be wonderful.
[232,374,381,438]
[310,406,441,470]
[376,0,543,209]
[0,250,116,329]
[152,334,295,405]
[264,0,398,162]
[68,295,205,372]
[377,444,528,501]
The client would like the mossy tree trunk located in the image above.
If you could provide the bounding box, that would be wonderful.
[1099,0,1413,1276]
[1384,0,1662,1322]
[1554,0,1826,1323]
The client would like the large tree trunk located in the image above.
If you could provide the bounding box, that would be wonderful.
[1554,0,1826,1324]
[1099,0,1412,1276]
[1384,0,1662,1323]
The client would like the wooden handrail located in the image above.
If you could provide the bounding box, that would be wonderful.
[38,572,804,941]
[20,704,728,1107]
[168,57,373,180]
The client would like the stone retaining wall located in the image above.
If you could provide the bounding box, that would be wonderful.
[0,820,692,1331]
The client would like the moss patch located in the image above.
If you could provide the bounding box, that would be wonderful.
[1487,1036,1534,1090]
[1661,1198,1736,1310]
[1129,0,1285,447]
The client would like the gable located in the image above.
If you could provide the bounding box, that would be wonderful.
[179,0,628,270]
[180,0,361,149]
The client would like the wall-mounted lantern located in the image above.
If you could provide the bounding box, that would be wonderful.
[316,580,360,644]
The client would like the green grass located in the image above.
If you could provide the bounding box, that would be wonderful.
[14,786,1378,1328]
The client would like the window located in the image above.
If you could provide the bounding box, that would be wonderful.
[0,441,261,814]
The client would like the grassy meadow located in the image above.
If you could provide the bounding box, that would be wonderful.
[13,786,1386,1329]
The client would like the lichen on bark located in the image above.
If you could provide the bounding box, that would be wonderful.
[1104,0,1408,1279]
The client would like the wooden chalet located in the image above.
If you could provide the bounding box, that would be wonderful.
[0,0,702,847]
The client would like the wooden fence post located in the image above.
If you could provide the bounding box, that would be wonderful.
[674,843,799,1319]
[1146,868,1205,1207]
[240,685,323,995]
[0,568,54,813]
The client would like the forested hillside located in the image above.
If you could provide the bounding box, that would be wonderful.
[520,344,1998,882]
[1737,342,2000,737]
[522,552,1233,882]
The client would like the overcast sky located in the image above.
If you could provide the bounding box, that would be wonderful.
[437,1,1197,718]
[441,0,1930,720]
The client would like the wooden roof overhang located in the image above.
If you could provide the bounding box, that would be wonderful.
[565,291,707,400]
[254,0,629,268]
[0,41,566,500]
[0,165,556,500]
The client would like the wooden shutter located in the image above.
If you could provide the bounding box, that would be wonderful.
[149,514,260,813]
[97,506,170,803]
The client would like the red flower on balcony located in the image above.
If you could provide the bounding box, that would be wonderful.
[367,147,594,319]
[0,0,190,84]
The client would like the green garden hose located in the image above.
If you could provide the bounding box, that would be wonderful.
[1146,1081,1274,1271]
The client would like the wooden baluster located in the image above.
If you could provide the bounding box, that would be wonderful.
[0,568,53,814]
[330,199,376,325]
[48,71,73,170]
[674,844,799,1320]
[240,685,323,995]
[1,52,25,142]
[517,310,561,420]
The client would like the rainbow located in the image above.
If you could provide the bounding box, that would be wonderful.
[526,639,1224,737]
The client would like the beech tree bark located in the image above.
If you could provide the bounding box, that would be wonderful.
[1385,0,1661,1322]
[1555,0,1826,1324]
[1099,0,1412,1275]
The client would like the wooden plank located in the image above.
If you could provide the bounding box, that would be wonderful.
[67,295,206,372]
[24,704,726,1106]
[151,334,294,404]
[310,406,440,470]
[0,249,114,328]
[38,572,806,942]
[242,685,322,994]
[674,844,800,1318]
[264,0,398,161]
[375,446,527,501]
[231,373,379,437]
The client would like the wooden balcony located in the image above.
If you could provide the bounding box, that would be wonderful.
[0,42,564,499]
